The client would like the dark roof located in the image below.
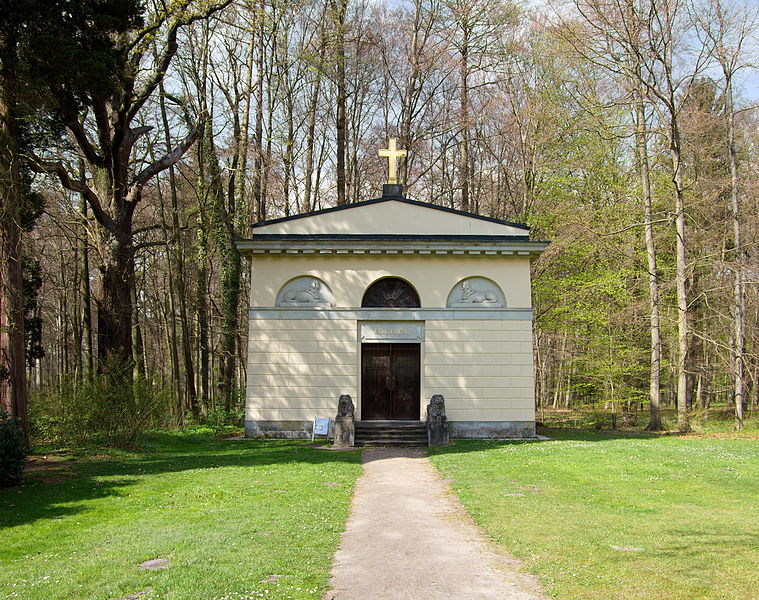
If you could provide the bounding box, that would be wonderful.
[243,234,536,242]
[250,195,530,231]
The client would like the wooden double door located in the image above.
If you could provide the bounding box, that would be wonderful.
[361,343,420,420]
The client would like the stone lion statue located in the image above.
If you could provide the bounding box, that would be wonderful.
[337,394,355,418]
[427,394,447,419]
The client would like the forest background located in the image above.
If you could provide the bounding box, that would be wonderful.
[1,0,757,447]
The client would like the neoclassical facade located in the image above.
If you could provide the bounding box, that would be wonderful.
[236,192,547,439]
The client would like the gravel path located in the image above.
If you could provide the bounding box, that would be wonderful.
[324,447,548,600]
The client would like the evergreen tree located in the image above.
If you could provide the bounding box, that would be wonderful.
[0,0,141,430]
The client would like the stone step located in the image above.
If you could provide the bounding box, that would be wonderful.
[359,439,428,447]
[355,430,427,438]
[354,420,428,447]
[356,420,426,429]
[355,427,426,433]
[356,433,428,441]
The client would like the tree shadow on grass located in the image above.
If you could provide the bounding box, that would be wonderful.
[649,528,759,560]
[0,433,362,529]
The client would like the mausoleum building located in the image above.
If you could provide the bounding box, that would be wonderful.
[236,183,547,440]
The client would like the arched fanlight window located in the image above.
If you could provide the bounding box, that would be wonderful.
[361,277,420,308]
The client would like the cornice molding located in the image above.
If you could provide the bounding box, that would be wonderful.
[236,237,548,257]
[248,307,534,321]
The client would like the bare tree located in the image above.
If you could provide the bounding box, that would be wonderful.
[331,0,349,205]
[692,0,758,429]
[442,0,514,211]
[28,2,231,368]
[642,0,708,430]
[560,0,665,429]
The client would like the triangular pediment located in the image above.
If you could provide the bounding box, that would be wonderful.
[250,198,529,237]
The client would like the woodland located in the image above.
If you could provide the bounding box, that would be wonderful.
[0,0,757,445]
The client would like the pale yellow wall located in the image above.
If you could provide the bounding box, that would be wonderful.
[247,316,536,423]
[424,320,535,422]
[246,250,537,425]
[246,318,357,422]
[249,254,533,309]
[252,199,528,237]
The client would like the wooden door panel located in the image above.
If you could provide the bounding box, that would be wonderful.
[391,344,420,420]
[361,344,391,420]
[361,343,420,420]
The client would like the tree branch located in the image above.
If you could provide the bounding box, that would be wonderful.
[67,119,103,167]
[128,0,235,122]
[135,239,171,251]
[128,22,180,122]
[133,223,165,235]
[25,152,115,231]
[129,122,202,194]
[124,125,154,159]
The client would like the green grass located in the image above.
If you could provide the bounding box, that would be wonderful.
[0,429,363,600]
[429,430,759,600]
[537,407,759,434]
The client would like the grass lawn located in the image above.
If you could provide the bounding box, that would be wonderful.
[0,430,363,600]
[429,430,759,600]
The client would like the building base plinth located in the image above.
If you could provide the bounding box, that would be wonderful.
[449,421,536,439]
[245,419,535,440]
[245,419,319,439]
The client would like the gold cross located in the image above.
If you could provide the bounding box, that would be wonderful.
[378,138,407,185]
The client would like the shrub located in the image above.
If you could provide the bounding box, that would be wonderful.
[30,360,172,448]
[202,404,245,434]
[0,411,29,487]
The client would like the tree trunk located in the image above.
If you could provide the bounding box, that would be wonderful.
[253,3,266,222]
[234,31,255,225]
[158,83,196,415]
[459,26,470,212]
[220,249,241,411]
[400,0,429,187]
[671,124,689,432]
[166,255,182,423]
[304,68,322,213]
[95,229,135,367]
[282,58,294,216]
[155,156,183,424]
[0,72,27,430]
[723,71,745,430]
[332,0,348,206]
[263,73,274,209]
[659,37,691,432]
[634,84,662,431]
[203,121,242,413]
[79,190,94,378]
[130,264,145,377]
[195,149,211,412]
[71,242,83,380]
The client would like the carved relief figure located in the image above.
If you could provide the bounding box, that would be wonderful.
[284,279,322,303]
[447,277,505,308]
[277,276,335,307]
[460,281,498,304]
